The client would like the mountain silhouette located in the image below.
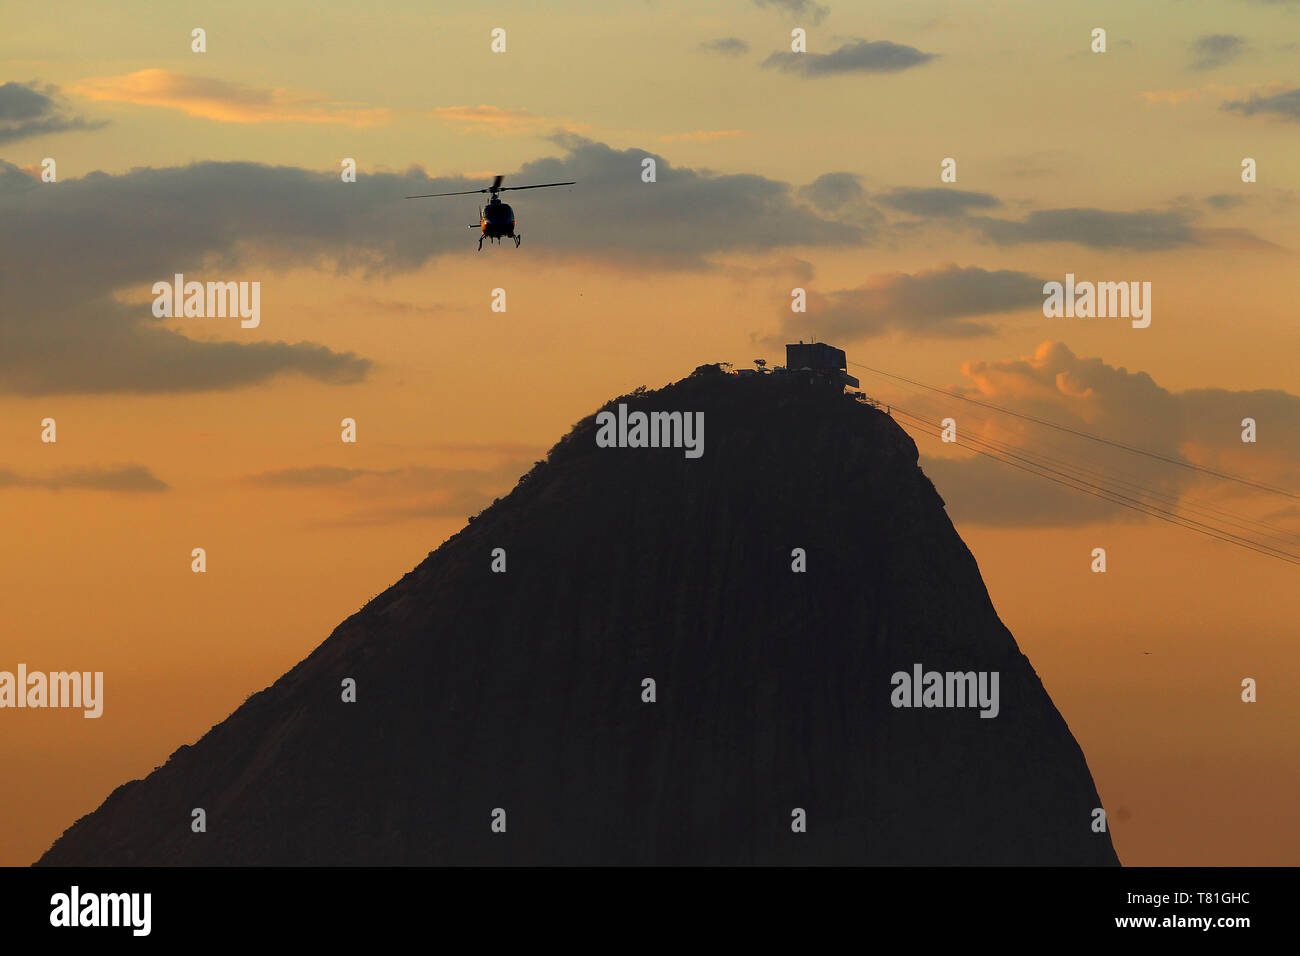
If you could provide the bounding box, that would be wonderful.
[38,365,1119,865]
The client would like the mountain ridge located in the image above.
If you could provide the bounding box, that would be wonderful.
[38,365,1120,865]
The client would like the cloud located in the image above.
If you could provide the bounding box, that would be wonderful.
[868,189,1244,251]
[1222,87,1300,121]
[68,69,389,126]
[795,173,884,231]
[998,150,1069,180]
[763,39,937,76]
[700,37,750,55]
[245,466,385,486]
[659,129,747,142]
[921,453,1138,527]
[266,461,537,527]
[1262,505,1300,525]
[1190,34,1245,70]
[769,264,1046,343]
[1205,193,1247,209]
[1142,87,1215,106]
[1,161,41,191]
[335,293,465,317]
[0,136,876,395]
[0,81,106,145]
[490,133,867,259]
[416,441,546,457]
[798,172,868,213]
[753,0,829,26]
[907,342,1300,528]
[0,464,167,492]
[857,185,1262,250]
[0,83,53,122]
[0,157,378,395]
[720,255,816,284]
[877,187,1001,218]
[1140,81,1286,106]
[971,208,1199,249]
[428,105,555,134]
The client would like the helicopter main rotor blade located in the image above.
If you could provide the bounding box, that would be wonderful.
[404,188,489,199]
[498,181,577,192]
[491,175,504,191]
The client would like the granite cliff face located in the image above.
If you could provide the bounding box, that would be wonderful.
[39,367,1119,865]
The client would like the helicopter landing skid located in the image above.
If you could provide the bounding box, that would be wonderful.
[514,235,521,247]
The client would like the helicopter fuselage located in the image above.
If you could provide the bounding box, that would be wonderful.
[406,174,571,250]
[477,200,515,239]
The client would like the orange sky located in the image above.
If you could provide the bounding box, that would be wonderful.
[2,0,1298,866]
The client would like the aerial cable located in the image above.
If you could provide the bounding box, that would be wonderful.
[850,362,1297,500]
[887,405,1300,567]
[855,373,1300,545]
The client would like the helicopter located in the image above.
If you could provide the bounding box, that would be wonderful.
[405,175,576,250]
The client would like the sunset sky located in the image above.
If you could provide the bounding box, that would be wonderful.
[2,0,1298,866]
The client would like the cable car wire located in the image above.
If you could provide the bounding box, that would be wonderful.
[849,362,1297,500]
